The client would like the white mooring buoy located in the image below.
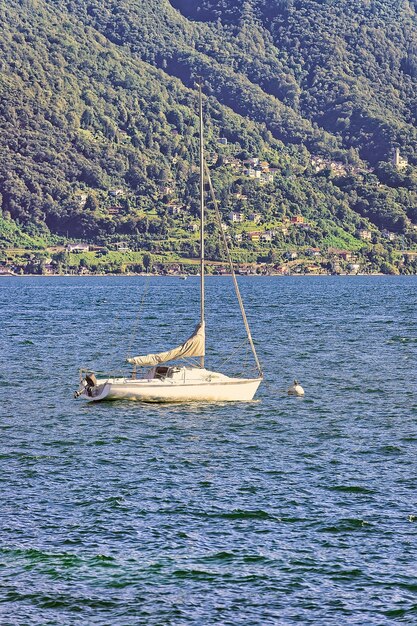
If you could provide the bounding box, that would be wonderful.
[287,380,305,396]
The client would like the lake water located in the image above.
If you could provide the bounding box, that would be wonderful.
[1,276,416,625]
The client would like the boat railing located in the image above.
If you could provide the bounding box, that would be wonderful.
[79,367,132,382]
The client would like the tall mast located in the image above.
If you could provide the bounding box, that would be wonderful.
[199,80,205,369]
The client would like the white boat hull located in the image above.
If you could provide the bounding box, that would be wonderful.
[80,374,262,403]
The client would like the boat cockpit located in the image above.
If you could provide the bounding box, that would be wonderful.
[150,365,182,380]
[152,366,171,379]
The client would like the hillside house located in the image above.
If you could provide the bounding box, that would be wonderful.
[168,204,183,216]
[0,266,15,276]
[232,158,243,170]
[243,158,260,167]
[67,243,90,253]
[291,215,305,224]
[109,189,125,198]
[44,263,55,275]
[114,242,130,252]
[247,231,261,242]
[311,156,326,172]
[214,266,228,275]
[223,157,241,170]
[306,247,321,257]
[248,212,261,223]
[358,229,372,241]
[329,161,347,175]
[329,249,353,261]
[229,211,245,223]
[382,230,396,241]
[76,192,88,207]
[218,137,228,145]
[260,232,272,242]
[238,264,257,275]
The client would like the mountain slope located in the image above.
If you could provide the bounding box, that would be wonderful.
[171,0,417,162]
[1,0,417,262]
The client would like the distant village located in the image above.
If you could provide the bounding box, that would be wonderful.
[155,151,388,248]
[1,146,415,276]
[2,238,416,277]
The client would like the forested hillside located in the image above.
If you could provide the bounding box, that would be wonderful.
[1,0,417,272]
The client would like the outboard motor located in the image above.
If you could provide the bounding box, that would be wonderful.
[74,372,98,398]
[85,373,98,397]
[85,373,97,388]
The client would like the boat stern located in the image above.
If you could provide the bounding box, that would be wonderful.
[74,372,111,402]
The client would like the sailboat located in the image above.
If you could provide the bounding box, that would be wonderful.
[75,84,263,403]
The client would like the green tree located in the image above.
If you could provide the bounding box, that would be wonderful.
[143,252,152,272]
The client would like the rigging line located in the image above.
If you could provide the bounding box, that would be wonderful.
[242,343,251,373]
[182,356,201,367]
[125,275,151,359]
[218,339,250,369]
[204,162,263,378]
[110,307,127,351]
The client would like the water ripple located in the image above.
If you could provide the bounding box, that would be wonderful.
[0,276,416,625]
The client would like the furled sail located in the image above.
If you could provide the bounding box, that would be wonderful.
[127,323,205,367]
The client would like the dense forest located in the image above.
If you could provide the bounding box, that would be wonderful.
[1,0,417,271]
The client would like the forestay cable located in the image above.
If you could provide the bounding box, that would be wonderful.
[125,276,151,360]
[204,162,263,378]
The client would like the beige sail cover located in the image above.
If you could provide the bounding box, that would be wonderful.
[128,322,205,366]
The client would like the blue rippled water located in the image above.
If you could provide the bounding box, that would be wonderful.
[1,276,416,625]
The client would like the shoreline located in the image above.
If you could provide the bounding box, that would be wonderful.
[0,272,402,278]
